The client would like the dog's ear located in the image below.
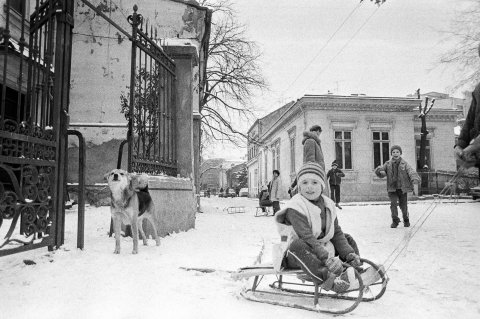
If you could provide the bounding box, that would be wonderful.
[103,171,112,181]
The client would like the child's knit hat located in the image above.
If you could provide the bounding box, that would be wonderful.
[297,162,325,183]
[390,145,402,155]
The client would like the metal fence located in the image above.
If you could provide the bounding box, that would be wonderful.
[126,6,177,176]
[0,0,74,256]
[418,170,480,195]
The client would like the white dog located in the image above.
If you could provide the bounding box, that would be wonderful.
[104,169,161,254]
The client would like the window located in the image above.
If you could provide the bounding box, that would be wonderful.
[334,131,352,169]
[289,135,295,173]
[373,131,390,168]
[415,138,431,170]
[271,140,280,171]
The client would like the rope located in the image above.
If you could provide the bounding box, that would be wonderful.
[382,168,465,272]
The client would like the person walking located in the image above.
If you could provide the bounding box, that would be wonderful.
[327,160,345,209]
[375,145,420,228]
[269,170,282,215]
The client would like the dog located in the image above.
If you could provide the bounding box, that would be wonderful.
[104,169,161,254]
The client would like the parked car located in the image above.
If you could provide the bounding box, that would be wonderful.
[226,188,236,198]
[239,188,249,197]
[471,185,480,200]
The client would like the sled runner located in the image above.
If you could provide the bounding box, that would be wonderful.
[232,258,388,314]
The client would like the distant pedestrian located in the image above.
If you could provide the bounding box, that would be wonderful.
[269,170,283,215]
[375,145,420,228]
[258,184,273,212]
[327,161,345,209]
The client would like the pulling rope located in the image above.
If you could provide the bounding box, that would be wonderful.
[382,168,465,272]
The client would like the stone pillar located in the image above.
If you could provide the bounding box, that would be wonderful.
[165,46,199,179]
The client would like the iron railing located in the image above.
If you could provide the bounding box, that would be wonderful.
[417,170,480,195]
[0,0,74,256]
[126,5,177,176]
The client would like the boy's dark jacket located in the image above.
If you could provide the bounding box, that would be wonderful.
[374,157,420,193]
[327,168,345,185]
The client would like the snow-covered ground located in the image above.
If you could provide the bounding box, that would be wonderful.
[1,196,479,319]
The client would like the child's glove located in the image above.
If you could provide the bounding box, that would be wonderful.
[325,257,343,276]
[346,253,361,267]
[313,246,329,261]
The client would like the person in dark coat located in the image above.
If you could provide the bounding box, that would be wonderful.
[258,184,273,212]
[455,43,480,172]
[375,145,420,228]
[275,162,361,293]
[289,125,329,196]
[327,160,345,209]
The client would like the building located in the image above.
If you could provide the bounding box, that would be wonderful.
[247,94,462,201]
[200,158,244,193]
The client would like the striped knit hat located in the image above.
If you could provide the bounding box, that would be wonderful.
[297,162,326,183]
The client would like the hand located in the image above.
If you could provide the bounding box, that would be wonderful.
[454,145,476,168]
[346,253,361,267]
[325,257,343,275]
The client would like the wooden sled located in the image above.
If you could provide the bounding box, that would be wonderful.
[232,258,388,315]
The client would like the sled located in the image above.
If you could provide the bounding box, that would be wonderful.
[232,258,388,315]
[224,206,246,214]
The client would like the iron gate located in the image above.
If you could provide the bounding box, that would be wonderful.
[126,5,177,176]
[0,0,74,257]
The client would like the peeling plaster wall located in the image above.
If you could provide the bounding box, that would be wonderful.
[69,0,206,144]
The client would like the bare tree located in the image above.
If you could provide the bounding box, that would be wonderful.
[199,0,267,148]
[439,0,480,91]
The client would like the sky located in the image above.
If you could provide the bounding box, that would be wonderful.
[203,0,473,159]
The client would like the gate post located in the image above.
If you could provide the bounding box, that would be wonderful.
[52,0,75,248]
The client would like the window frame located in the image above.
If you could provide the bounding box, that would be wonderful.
[334,130,353,170]
[372,130,390,169]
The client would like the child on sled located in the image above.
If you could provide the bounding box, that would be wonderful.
[274,162,361,293]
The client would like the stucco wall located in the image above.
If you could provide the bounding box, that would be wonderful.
[247,96,458,202]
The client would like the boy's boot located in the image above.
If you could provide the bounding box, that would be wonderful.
[390,220,399,228]
[404,219,410,227]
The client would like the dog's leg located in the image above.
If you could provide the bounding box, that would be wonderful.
[113,214,121,254]
[131,216,139,254]
[146,214,161,246]
[138,218,148,246]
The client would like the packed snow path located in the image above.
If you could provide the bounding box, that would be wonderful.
[0,197,479,318]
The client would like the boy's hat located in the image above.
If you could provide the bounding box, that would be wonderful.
[309,125,322,132]
[297,162,325,183]
[390,145,402,155]
[332,160,338,167]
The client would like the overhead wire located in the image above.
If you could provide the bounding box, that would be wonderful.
[307,5,381,91]
[280,1,364,98]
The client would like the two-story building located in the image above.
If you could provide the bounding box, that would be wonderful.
[247,94,462,201]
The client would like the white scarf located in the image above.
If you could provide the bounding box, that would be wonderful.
[275,194,336,245]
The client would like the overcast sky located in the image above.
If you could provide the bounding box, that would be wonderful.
[204,0,471,159]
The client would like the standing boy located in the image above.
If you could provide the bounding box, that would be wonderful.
[375,145,420,228]
[327,161,345,209]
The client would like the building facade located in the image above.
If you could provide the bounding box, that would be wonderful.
[247,94,462,201]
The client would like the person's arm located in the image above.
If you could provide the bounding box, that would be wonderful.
[336,169,345,178]
[457,91,477,149]
[329,218,355,260]
[284,209,329,261]
[405,161,420,184]
[374,162,387,178]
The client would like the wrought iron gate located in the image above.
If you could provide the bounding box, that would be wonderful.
[0,0,74,256]
[126,6,177,176]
